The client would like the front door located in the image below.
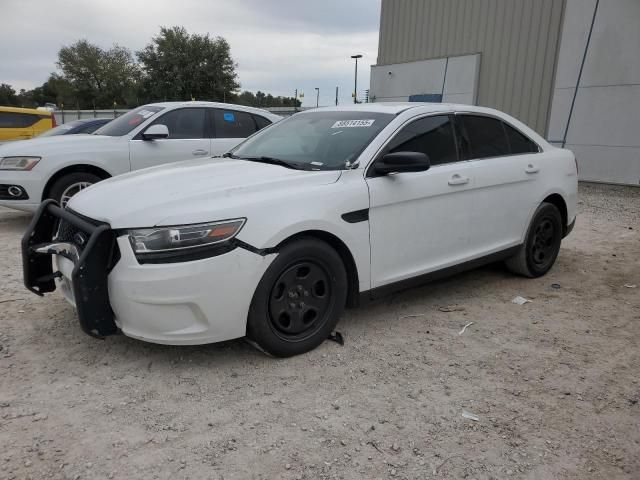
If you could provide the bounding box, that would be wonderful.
[129,107,211,171]
[366,114,474,288]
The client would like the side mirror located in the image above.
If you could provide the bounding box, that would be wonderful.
[374,151,430,175]
[142,124,169,140]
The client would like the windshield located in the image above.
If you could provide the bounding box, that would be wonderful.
[230,111,394,170]
[38,122,79,137]
[93,106,164,136]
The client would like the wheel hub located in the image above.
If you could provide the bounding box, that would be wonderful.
[268,261,331,338]
[531,218,557,266]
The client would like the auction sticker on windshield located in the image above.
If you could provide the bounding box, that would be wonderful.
[331,119,375,128]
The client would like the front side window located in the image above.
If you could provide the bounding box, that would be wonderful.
[148,108,206,139]
[458,115,510,159]
[230,111,395,170]
[94,106,164,136]
[386,115,458,166]
[214,110,257,138]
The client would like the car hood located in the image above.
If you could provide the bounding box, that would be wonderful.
[0,134,119,156]
[68,158,342,228]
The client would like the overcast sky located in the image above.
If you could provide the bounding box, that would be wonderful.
[0,0,381,107]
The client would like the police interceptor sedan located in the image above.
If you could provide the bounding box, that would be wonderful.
[22,103,577,357]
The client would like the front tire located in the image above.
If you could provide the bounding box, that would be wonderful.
[247,237,348,357]
[47,172,102,208]
[505,202,563,277]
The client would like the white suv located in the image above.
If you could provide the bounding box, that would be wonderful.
[0,102,281,211]
[23,103,577,357]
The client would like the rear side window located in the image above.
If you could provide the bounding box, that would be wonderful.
[253,115,272,130]
[150,108,206,139]
[214,110,257,138]
[458,115,510,159]
[504,123,539,154]
[387,115,458,166]
[0,112,41,128]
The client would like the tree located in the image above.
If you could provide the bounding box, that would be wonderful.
[0,84,17,106]
[56,40,139,108]
[233,90,300,108]
[137,26,239,102]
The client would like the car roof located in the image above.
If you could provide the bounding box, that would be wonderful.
[0,105,52,116]
[310,102,505,116]
[142,101,282,119]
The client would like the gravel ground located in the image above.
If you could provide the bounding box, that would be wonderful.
[0,183,639,480]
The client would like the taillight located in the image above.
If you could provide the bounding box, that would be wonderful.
[51,114,57,128]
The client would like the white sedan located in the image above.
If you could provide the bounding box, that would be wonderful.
[0,101,280,211]
[23,103,577,357]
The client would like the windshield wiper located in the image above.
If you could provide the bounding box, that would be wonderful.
[235,156,308,170]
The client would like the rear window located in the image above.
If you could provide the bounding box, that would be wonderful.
[94,106,164,136]
[0,112,42,128]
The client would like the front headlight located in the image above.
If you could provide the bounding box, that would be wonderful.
[0,156,41,171]
[127,219,246,255]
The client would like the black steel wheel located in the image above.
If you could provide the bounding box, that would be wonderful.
[268,260,333,340]
[247,237,348,357]
[505,202,563,277]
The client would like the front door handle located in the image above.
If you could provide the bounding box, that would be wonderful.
[192,149,209,156]
[525,164,540,174]
[448,174,470,186]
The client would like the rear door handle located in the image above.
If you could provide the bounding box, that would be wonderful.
[192,149,209,156]
[448,174,470,186]
[525,164,540,174]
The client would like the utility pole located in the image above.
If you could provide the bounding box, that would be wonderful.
[294,88,298,113]
[351,54,363,104]
[315,88,319,108]
[335,86,339,106]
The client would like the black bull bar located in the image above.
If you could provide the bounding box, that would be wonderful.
[21,199,119,337]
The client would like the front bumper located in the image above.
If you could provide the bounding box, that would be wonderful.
[0,170,45,211]
[22,200,276,345]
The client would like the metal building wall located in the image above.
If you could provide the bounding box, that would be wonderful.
[377,0,566,135]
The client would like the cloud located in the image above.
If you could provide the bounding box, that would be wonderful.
[0,0,380,106]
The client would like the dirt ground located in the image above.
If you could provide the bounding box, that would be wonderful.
[0,183,638,480]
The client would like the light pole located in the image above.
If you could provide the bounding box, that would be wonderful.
[314,87,319,108]
[351,54,363,104]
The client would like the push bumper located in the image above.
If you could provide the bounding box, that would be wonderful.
[22,200,277,345]
[22,200,119,337]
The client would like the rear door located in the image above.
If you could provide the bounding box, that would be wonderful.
[210,108,260,155]
[366,114,475,288]
[129,107,211,171]
[456,114,542,255]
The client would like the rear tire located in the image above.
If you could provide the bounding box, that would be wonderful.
[47,172,102,208]
[505,202,563,277]
[247,237,348,357]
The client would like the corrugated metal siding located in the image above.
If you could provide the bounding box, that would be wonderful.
[377,0,566,135]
